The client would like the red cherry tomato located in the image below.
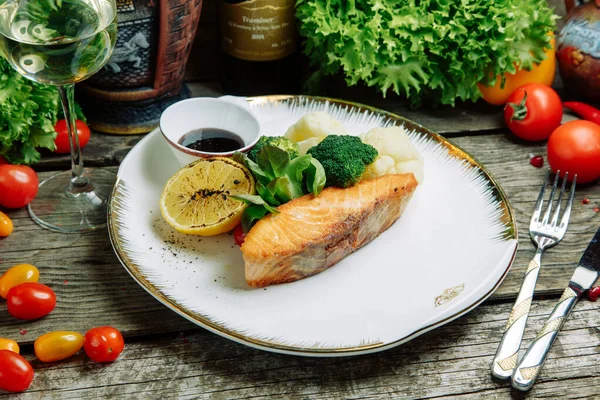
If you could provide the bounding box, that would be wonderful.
[588,286,600,302]
[53,119,91,154]
[504,83,563,141]
[84,326,124,362]
[233,224,246,246]
[0,165,38,209]
[547,120,600,184]
[0,350,34,393]
[6,282,56,320]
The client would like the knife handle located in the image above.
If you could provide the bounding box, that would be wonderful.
[511,287,579,391]
[491,250,542,380]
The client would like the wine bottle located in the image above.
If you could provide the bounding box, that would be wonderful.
[217,0,301,95]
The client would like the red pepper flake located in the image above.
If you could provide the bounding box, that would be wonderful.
[63,280,68,285]
[582,198,590,205]
[19,329,28,335]
[594,207,600,213]
[588,286,600,302]
[529,155,544,168]
[182,338,189,344]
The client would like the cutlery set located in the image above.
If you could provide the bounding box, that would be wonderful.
[491,171,600,391]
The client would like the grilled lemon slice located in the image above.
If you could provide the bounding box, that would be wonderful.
[159,157,255,236]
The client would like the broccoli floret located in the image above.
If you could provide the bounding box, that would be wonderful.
[307,135,378,188]
[247,136,300,162]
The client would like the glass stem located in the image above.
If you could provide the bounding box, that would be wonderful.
[57,84,90,192]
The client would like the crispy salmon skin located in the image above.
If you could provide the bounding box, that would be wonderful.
[241,174,418,287]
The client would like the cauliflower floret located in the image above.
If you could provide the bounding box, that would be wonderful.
[297,137,322,155]
[362,155,395,179]
[284,112,347,143]
[360,126,424,183]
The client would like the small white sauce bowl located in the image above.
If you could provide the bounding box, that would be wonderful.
[160,97,261,167]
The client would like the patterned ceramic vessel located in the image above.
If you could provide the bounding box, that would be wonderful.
[557,0,600,102]
[77,0,203,134]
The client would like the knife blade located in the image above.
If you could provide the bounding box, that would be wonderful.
[569,227,600,293]
[512,227,600,391]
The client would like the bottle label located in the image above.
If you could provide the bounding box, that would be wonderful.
[218,0,297,61]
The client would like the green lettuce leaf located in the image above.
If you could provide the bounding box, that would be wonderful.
[240,205,271,234]
[296,0,557,107]
[233,146,326,232]
[0,57,59,164]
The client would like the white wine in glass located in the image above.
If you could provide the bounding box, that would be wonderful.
[0,0,117,233]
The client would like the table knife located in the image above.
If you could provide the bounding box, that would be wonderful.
[512,227,600,391]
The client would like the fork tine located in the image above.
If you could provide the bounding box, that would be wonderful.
[558,174,577,230]
[541,171,560,227]
[550,172,568,229]
[532,169,550,224]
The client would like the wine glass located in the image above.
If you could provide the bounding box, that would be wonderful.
[0,0,117,233]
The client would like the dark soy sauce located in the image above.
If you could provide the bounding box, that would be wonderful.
[179,128,245,153]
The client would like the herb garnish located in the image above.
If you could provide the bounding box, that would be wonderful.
[233,145,326,232]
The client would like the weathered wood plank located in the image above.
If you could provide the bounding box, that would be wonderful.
[45,80,578,171]
[2,132,598,341]
[1,299,598,399]
[34,83,223,171]
[0,173,197,343]
[186,83,577,139]
[449,135,600,300]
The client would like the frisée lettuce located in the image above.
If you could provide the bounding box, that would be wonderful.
[0,57,59,164]
[296,0,557,107]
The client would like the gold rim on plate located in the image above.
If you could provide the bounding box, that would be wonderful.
[107,95,518,356]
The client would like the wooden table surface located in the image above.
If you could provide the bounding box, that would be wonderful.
[0,83,599,399]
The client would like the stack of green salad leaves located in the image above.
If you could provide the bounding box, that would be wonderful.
[296,0,557,107]
[234,145,326,232]
[0,57,59,164]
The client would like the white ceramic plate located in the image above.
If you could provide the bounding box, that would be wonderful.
[108,96,518,356]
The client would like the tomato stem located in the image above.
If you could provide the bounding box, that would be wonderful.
[507,91,529,121]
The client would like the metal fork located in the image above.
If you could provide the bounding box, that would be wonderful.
[491,170,577,380]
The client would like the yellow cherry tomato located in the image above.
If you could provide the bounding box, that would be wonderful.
[0,211,13,237]
[478,36,556,105]
[34,331,84,362]
[0,338,20,354]
[0,264,39,299]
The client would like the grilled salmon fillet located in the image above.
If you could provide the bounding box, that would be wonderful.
[241,174,418,287]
